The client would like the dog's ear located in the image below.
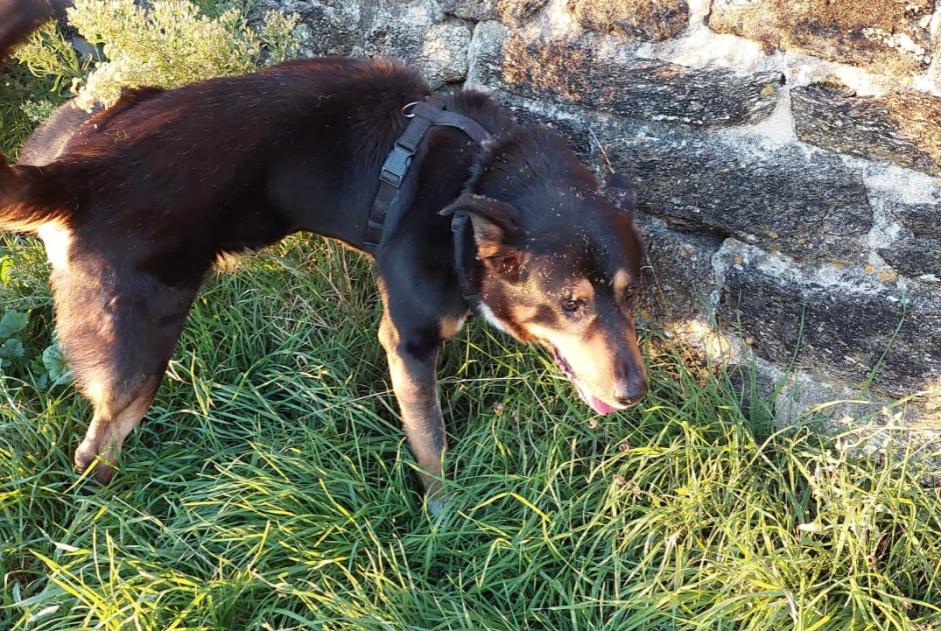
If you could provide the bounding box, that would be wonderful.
[440,195,523,273]
[604,173,636,217]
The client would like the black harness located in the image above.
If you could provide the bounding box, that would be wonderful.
[362,95,492,253]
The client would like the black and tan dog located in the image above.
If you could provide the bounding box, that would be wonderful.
[0,3,646,510]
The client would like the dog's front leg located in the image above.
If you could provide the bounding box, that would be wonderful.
[378,309,448,514]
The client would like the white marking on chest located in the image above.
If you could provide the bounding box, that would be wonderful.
[478,304,509,334]
[37,223,73,271]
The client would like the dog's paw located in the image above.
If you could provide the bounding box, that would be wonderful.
[74,442,117,484]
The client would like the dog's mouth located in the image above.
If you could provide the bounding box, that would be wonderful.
[551,346,621,415]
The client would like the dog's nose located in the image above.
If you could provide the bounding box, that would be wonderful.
[613,375,647,407]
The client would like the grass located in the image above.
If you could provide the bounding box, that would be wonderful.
[0,62,69,160]
[2,34,941,631]
[1,234,940,630]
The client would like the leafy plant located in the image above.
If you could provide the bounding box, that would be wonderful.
[34,337,71,387]
[0,311,28,368]
[9,21,84,91]
[0,308,70,387]
[0,248,71,387]
[67,0,299,109]
[12,0,300,111]
[0,63,69,159]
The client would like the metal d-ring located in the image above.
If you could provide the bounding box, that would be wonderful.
[401,101,420,118]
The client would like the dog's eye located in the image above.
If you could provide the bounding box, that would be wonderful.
[623,285,637,302]
[561,298,583,315]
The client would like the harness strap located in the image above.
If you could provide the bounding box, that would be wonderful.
[363,96,491,252]
[449,211,484,310]
[410,101,492,145]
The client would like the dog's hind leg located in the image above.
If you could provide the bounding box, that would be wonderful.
[74,378,162,484]
[52,266,198,483]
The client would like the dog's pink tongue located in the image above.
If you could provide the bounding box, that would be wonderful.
[589,396,617,415]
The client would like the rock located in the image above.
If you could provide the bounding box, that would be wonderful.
[466,21,509,88]
[708,0,934,77]
[439,0,497,20]
[267,0,472,88]
[891,203,941,238]
[417,19,474,86]
[489,93,873,262]
[598,121,873,263]
[633,213,723,320]
[792,83,941,177]
[501,98,592,157]
[878,204,941,281]
[439,0,548,25]
[749,358,885,429]
[878,234,941,279]
[725,359,940,437]
[932,54,941,93]
[70,35,96,61]
[468,27,783,127]
[716,241,941,395]
[566,0,688,41]
[365,4,472,88]
[263,0,364,57]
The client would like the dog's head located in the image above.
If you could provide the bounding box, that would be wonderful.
[444,128,647,414]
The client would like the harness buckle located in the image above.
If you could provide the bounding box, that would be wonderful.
[401,101,420,118]
[379,143,414,187]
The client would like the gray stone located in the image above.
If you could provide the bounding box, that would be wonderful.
[365,4,472,88]
[633,213,723,320]
[748,358,884,430]
[440,0,548,25]
[566,0,688,41]
[70,35,96,61]
[892,203,941,238]
[878,234,941,279]
[440,0,498,20]
[465,21,509,89]
[871,202,941,279]
[725,359,940,439]
[708,0,934,77]
[598,121,873,263]
[716,243,941,395]
[263,0,364,57]
[501,99,592,156]
[792,83,941,177]
[468,25,783,127]
[487,93,873,263]
[266,0,472,88]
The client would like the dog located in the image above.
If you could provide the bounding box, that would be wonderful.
[0,5,647,511]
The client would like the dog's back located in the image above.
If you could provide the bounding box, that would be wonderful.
[18,86,166,166]
[18,101,93,166]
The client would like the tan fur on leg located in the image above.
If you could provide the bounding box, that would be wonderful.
[74,384,157,484]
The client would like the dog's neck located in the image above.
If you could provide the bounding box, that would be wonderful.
[363,91,513,233]
[362,95,495,252]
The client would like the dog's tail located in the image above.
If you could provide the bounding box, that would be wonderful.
[0,154,63,231]
[1,0,75,231]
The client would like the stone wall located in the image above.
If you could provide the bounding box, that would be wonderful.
[271,0,941,427]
